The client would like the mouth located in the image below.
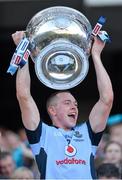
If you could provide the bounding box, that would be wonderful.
[67,113,76,120]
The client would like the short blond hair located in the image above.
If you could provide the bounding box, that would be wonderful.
[46,91,71,109]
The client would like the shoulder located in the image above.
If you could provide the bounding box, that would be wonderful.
[76,120,104,146]
[24,120,54,144]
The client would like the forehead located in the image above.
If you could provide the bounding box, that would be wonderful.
[0,156,13,164]
[110,124,122,133]
[107,143,121,150]
[56,92,77,102]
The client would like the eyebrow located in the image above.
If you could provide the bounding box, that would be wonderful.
[63,100,78,104]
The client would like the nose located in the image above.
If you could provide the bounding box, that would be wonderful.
[71,103,77,110]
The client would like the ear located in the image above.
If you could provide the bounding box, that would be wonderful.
[48,105,56,116]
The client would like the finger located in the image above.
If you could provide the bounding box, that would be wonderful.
[11,31,26,46]
[95,36,106,45]
[12,31,25,38]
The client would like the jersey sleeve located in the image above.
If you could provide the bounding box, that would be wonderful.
[24,120,49,145]
[86,120,104,146]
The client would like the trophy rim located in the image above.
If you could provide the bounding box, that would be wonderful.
[27,6,91,25]
[26,6,92,37]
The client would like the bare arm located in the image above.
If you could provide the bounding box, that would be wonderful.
[89,37,114,133]
[13,31,40,130]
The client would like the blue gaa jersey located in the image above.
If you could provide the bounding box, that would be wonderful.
[25,120,103,179]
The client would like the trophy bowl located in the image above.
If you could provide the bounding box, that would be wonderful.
[26,6,92,90]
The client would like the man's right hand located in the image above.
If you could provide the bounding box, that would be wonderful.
[12,31,25,46]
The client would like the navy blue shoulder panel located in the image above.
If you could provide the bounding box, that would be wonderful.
[24,120,42,144]
[86,120,103,146]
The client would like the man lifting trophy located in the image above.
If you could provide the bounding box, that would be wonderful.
[7,6,113,179]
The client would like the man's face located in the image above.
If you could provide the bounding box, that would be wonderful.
[0,156,15,177]
[52,92,78,130]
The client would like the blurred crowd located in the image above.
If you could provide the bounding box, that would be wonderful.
[0,127,40,179]
[96,114,122,179]
[0,114,122,179]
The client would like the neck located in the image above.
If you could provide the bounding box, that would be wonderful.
[52,122,72,131]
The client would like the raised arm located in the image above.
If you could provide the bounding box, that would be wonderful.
[89,37,114,133]
[12,31,40,130]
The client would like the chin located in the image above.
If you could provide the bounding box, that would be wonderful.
[69,122,76,128]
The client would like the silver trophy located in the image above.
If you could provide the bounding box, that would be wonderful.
[26,6,92,90]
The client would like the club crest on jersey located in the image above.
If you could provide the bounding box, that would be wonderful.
[65,144,77,157]
[74,131,82,138]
